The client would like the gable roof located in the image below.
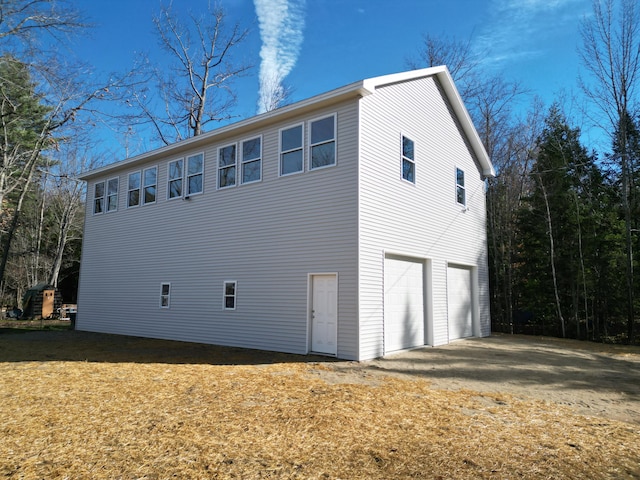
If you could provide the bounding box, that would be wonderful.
[362,67,494,177]
[80,66,495,180]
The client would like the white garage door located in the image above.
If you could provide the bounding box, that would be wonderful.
[447,265,473,340]
[384,256,424,353]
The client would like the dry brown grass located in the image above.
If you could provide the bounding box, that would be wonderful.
[1,332,639,479]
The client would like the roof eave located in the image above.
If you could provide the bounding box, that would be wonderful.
[80,66,495,180]
[363,66,496,178]
[433,69,495,178]
[79,81,373,181]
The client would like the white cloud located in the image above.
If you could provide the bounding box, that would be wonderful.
[254,0,306,113]
[477,0,589,66]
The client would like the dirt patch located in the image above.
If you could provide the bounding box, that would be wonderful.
[318,334,640,425]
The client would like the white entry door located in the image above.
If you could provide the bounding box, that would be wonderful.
[311,274,338,355]
[447,265,473,340]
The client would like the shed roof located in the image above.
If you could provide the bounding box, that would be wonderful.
[80,66,495,180]
[26,283,55,292]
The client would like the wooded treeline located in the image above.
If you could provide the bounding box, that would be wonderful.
[407,0,640,343]
[459,0,640,343]
[0,1,249,310]
[1,0,639,342]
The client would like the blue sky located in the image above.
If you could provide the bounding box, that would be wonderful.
[71,0,596,156]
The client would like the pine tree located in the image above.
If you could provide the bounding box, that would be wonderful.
[0,55,54,299]
[516,106,610,338]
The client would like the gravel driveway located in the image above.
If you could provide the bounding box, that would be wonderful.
[322,334,640,424]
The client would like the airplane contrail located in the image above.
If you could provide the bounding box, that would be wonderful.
[254,0,306,113]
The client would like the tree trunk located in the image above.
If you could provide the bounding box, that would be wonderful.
[619,119,635,343]
[540,179,566,337]
[48,206,72,287]
[33,183,47,284]
[0,156,39,291]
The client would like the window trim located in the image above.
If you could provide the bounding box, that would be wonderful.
[218,143,237,189]
[167,158,184,200]
[160,282,171,309]
[279,123,305,177]
[401,134,416,184]
[309,113,337,171]
[142,166,158,205]
[456,167,466,206]
[106,177,119,212]
[241,135,262,185]
[223,280,237,310]
[93,181,105,215]
[186,152,205,196]
[127,171,141,208]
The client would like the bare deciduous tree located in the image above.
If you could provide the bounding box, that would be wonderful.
[45,139,92,288]
[407,33,484,101]
[580,0,640,341]
[0,0,84,45]
[0,55,136,294]
[129,2,251,145]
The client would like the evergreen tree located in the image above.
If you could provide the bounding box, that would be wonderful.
[0,55,52,210]
[0,55,54,301]
[516,106,611,338]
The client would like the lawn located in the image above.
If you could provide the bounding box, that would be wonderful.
[1,331,638,479]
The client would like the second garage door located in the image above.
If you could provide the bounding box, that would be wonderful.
[447,265,473,341]
[384,256,425,353]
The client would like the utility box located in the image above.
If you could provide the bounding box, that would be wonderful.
[22,284,62,319]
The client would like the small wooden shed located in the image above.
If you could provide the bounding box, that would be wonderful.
[22,283,62,319]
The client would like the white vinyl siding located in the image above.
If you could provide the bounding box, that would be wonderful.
[358,75,490,359]
[77,71,491,361]
[77,101,360,360]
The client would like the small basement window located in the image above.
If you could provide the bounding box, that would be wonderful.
[160,283,171,308]
[223,281,237,310]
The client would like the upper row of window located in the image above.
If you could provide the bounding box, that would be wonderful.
[93,114,337,214]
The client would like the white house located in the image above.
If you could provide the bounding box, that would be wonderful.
[77,66,495,361]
